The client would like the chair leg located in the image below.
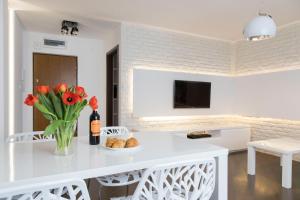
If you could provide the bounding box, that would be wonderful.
[98,191,101,200]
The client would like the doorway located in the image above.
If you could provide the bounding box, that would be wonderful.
[33,53,78,131]
[106,46,119,126]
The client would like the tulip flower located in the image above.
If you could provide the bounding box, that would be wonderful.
[62,92,80,105]
[24,94,38,106]
[55,83,68,93]
[36,85,50,95]
[75,86,88,98]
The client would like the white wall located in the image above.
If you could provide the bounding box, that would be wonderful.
[133,68,300,120]
[103,25,121,52]
[22,32,106,136]
[233,22,300,121]
[13,14,24,133]
[235,70,300,120]
[233,21,300,142]
[0,0,8,142]
[133,69,234,117]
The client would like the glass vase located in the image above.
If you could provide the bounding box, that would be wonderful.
[53,122,76,156]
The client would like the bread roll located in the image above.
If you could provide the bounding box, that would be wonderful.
[106,137,118,148]
[125,137,139,148]
[111,139,126,148]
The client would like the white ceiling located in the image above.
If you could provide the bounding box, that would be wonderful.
[9,0,300,41]
[15,10,121,40]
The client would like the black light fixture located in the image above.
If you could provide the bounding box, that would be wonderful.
[61,24,68,35]
[71,26,79,36]
[61,20,79,36]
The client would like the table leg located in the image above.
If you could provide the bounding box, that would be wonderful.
[282,154,292,189]
[218,154,228,200]
[247,146,256,175]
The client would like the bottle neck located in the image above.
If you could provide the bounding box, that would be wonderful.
[92,110,98,114]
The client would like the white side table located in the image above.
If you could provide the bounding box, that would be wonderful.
[247,138,300,189]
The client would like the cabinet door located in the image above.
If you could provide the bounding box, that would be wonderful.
[220,128,251,151]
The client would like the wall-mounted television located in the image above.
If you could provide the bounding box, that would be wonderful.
[174,80,211,108]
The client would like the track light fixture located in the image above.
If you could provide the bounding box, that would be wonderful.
[61,20,79,36]
[71,26,79,36]
[61,24,68,35]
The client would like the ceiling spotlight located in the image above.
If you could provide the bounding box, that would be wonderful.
[61,20,79,36]
[71,26,79,36]
[243,12,276,41]
[61,25,68,35]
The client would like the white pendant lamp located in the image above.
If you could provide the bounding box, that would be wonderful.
[243,13,276,41]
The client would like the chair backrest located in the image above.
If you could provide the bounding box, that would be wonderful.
[0,179,90,200]
[100,126,129,145]
[100,126,129,137]
[6,131,55,143]
[131,158,216,200]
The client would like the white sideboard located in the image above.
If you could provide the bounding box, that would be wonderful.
[170,126,251,152]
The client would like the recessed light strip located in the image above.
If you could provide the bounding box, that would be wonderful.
[133,66,234,77]
[134,65,300,77]
[140,115,238,121]
[140,115,300,125]
[235,66,300,77]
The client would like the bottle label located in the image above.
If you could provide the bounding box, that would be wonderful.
[91,120,100,136]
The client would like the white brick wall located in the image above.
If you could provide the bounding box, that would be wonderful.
[119,23,235,129]
[119,22,300,146]
[230,116,300,141]
[235,22,300,75]
[121,23,235,74]
[234,21,300,146]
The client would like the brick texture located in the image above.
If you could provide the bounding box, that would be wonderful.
[235,22,300,75]
[230,116,300,140]
[119,22,300,146]
[119,23,235,129]
[234,22,300,146]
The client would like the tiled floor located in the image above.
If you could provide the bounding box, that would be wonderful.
[88,151,300,200]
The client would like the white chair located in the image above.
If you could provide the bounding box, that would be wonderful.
[100,126,130,141]
[6,131,54,143]
[96,127,144,198]
[0,179,90,200]
[111,158,216,200]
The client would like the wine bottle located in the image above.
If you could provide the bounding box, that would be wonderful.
[89,110,100,145]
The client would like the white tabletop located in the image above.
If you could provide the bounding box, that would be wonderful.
[248,137,300,154]
[0,132,228,191]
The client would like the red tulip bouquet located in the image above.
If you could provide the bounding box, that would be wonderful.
[24,83,94,155]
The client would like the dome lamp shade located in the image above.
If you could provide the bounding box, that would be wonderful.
[243,13,276,41]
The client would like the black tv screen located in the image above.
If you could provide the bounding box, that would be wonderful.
[174,80,211,108]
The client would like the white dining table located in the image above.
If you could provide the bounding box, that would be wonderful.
[0,131,229,200]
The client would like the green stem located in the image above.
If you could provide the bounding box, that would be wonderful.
[55,121,76,154]
[34,103,58,120]
[64,106,70,120]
